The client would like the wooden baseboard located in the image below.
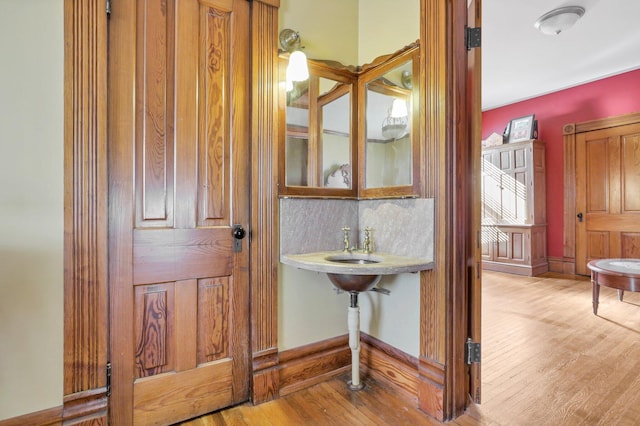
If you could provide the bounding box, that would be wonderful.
[548,256,576,275]
[417,356,446,421]
[0,406,62,426]
[278,333,422,406]
[360,334,419,403]
[0,388,107,426]
[278,335,351,397]
[482,260,549,276]
[251,347,280,404]
[62,388,108,424]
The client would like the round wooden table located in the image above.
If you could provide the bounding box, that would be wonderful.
[587,258,640,315]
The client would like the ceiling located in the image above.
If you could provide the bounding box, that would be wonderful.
[482,0,640,110]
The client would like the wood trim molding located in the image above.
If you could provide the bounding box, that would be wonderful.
[418,356,446,422]
[420,0,474,420]
[106,0,137,421]
[562,111,640,277]
[0,406,62,426]
[62,389,108,425]
[360,334,420,404]
[250,0,281,404]
[547,256,576,275]
[563,123,577,269]
[278,335,351,397]
[276,334,420,404]
[63,0,108,402]
[0,390,107,426]
[568,111,640,134]
[254,0,280,7]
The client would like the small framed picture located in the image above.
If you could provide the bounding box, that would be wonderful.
[507,114,536,143]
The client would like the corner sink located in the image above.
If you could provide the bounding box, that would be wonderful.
[279,250,434,392]
[280,250,434,276]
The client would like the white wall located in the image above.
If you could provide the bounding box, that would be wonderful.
[279,0,359,65]
[0,0,64,420]
[358,0,420,64]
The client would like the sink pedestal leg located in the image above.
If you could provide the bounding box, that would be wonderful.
[347,292,364,390]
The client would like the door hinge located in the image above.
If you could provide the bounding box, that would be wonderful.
[106,0,111,16]
[465,338,481,364]
[466,26,481,50]
[106,362,112,397]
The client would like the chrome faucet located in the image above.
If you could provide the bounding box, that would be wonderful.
[362,227,373,253]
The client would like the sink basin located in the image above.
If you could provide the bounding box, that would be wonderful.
[324,253,382,264]
[327,258,379,265]
[325,254,382,291]
[327,272,381,292]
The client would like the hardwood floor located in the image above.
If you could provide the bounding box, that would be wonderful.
[179,271,640,425]
[474,271,640,425]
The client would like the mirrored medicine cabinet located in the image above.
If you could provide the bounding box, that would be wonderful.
[278,43,420,199]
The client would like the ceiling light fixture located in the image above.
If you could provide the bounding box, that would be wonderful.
[534,6,585,35]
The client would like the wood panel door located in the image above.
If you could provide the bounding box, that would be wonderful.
[575,123,640,275]
[108,0,250,424]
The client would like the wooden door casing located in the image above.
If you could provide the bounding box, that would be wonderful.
[575,122,640,275]
[467,0,482,405]
[108,0,250,424]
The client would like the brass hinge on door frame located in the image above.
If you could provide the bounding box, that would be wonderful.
[465,338,481,364]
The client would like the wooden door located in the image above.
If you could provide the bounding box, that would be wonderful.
[108,0,250,424]
[575,122,640,275]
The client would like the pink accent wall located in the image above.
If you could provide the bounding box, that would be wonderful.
[482,69,640,260]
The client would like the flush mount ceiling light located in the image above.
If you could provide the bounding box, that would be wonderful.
[534,6,585,35]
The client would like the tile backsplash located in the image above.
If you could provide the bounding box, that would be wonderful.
[280,198,433,261]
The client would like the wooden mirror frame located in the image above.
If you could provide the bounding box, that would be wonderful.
[358,46,421,198]
[278,42,421,199]
[278,56,359,198]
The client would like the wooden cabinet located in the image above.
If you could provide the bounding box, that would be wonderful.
[481,139,548,276]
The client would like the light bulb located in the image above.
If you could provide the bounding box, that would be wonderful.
[390,98,408,118]
[286,50,309,82]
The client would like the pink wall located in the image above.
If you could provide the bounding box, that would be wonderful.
[482,69,640,260]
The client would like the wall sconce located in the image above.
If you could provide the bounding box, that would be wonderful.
[534,6,585,35]
[381,98,409,140]
[279,28,309,90]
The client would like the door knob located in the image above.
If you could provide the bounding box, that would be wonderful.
[577,212,583,222]
[233,225,246,240]
[232,224,246,252]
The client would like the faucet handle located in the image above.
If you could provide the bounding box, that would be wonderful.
[363,227,373,253]
[342,226,351,252]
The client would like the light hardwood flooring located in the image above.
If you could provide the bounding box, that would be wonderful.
[180,271,640,425]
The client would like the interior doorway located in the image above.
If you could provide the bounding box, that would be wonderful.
[563,112,640,275]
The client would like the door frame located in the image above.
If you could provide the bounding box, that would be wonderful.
[563,111,640,275]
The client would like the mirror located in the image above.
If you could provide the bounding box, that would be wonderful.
[319,80,351,189]
[281,59,358,196]
[364,58,414,190]
[280,45,420,198]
